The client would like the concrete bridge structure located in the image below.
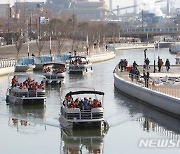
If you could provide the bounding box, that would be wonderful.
[121,27,180,41]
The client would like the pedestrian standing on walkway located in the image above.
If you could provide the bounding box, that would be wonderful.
[133,61,138,69]
[118,59,124,72]
[158,59,163,72]
[144,58,150,69]
[165,59,170,71]
[146,71,150,88]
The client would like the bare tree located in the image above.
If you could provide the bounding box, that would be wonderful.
[36,39,45,56]
[57,36,65,55]
[15,35,24,57]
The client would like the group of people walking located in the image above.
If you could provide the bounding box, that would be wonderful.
[118,59,128,72]
[158,58,170,72]
[118,56,171,88]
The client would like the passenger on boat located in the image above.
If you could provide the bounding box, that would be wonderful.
[56,69,63,74]
[69,102,76,108]
[38,81,45,89]
[11,76,18,87]
[74,98,79,105]
[44,67,51,73]
[26,77,34,85]
[63,95,73,107]
[91,99,102,108]
[88,97,93,106]
[20,82,27,89]
[82,97,91,110]
[79,59,83,65]
[31,82,38,91]
[77,99,83,110]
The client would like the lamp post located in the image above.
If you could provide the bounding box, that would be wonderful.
[153,42,156,73]
[49,35,52,55]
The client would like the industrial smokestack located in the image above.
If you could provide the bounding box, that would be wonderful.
[134,0,137,14]
[109,0,112,10]
[167,0,170,15]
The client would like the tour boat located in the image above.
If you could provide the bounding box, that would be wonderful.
[6,74,46,105]
[68,56,93,74]
[169,43,180,54]
[59,90,109,130]
[43,62,66,84]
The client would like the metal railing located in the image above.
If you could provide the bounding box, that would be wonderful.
[116,69,180,99]
[0,59,16,68]
[9,88,45,98]
[61,108,104,120]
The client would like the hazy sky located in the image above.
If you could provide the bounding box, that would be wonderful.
[1,0,179,14]
[1,0,132,7]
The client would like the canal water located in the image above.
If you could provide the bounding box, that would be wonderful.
[0,48,179,154]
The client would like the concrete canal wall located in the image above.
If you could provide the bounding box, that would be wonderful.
[0,59,16,76]
[0,67,15,76]
[108,43,154,50]
[114,73,180,117]
[88,51,116,63]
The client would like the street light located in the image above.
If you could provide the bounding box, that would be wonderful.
[153,42,156,73]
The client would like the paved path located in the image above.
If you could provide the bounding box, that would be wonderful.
[116,65,180,98]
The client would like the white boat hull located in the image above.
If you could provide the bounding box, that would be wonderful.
[44,72,65,84]
[15,65,35,72]
[6,95,46,105]
[69,64,93,74]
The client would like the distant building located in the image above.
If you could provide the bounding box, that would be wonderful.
[60,0,112,20]
[173,8,180,25]
[0,4,10,19]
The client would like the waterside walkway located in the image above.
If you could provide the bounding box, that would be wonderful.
[115,65,180,99]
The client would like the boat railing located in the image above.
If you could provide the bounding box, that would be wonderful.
[69,65,86,70]
[61,107,104,120]
[115,68,180,99]
[11,89,45,98]
[0,59,16,68]
[45,73,64,80]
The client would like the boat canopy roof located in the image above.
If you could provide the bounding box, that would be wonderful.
[66,90,104,96]
[43,62,65,67]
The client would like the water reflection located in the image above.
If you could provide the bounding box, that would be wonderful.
[8,105,46,134]
[114,89,180,139]
[60,128,108,154]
